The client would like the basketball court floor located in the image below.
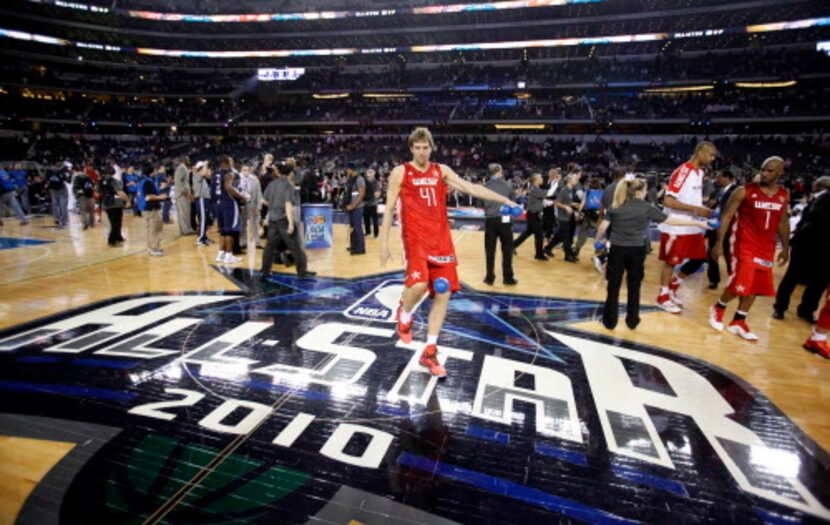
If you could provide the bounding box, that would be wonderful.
[0,214,827,524]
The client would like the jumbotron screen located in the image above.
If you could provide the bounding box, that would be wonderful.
[257,68,306,81]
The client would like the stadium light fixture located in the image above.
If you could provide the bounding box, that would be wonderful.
[734,81,797,89]
[312,93,349,99]
[362,93,414,98]
[494,124,545,130]
[1,15,829,58]
[644,85,714,93]
[31,0,601,22]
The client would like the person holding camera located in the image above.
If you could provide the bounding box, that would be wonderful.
[260,161,315,278]
[342,162,366,255]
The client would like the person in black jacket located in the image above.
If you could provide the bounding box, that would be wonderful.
[541,167,561,242]
[544,169,580,262]
[72,167,95,230]
[596,178,711,330]
[773,176,830,323]
[343,162,366,255]
[98,167,129,246]
[707,171,739,289]
[47,163,70,227]
[513,172,549,260]
[363,168,381,238]
[481,163,517,285]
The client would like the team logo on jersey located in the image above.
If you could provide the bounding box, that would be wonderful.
[670,164,691,192]
[412,177,439,186]
[0,270,828,524]
[427,254,456,264]
[754,201,784,211]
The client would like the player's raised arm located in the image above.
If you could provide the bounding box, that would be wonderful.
[664,194,712,218]
[440,164,517,207]
[379,166,404,268]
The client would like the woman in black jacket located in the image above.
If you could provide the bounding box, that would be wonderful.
[596,178,712,330]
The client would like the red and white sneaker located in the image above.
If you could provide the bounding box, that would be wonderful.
[419,344,447,378]
[727,320,759,341]
[668,279,684,307]
[803,338,830,359]
[396,303,413,344]
[656,294,682,314]
[709,305,726,331]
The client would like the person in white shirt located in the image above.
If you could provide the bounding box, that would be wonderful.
[239,163,263,250]
[655,142,716,313]
[111,159,123,183]
[542,167,561,241]
[173,157,195,236]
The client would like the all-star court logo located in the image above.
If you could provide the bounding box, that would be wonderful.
[0,269,828,524]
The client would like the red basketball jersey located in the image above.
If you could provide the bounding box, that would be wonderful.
[730,183,789,263]
[398,162,457,266]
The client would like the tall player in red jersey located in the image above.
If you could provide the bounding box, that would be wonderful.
[709,157,790,341]
[656,142,716,313]
[379,127,517,377]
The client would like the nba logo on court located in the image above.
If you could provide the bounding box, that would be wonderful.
[343,279,405,322]
[344,279,428,323]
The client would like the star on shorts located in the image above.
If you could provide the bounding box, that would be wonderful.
[410,271,421,280]
[736,284,746,293]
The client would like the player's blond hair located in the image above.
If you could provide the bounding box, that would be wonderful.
[612,178,647,209]
[408,127,435,149]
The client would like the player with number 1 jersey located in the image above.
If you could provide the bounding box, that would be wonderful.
[709,157,790,341]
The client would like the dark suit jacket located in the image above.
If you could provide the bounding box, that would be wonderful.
[790,190,830,279]
[706,183,738,241]
[718,183,739,216]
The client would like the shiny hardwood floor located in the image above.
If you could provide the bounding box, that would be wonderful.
[0,213,827,449]
[0,436,74,525]
[0,211,828,524]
